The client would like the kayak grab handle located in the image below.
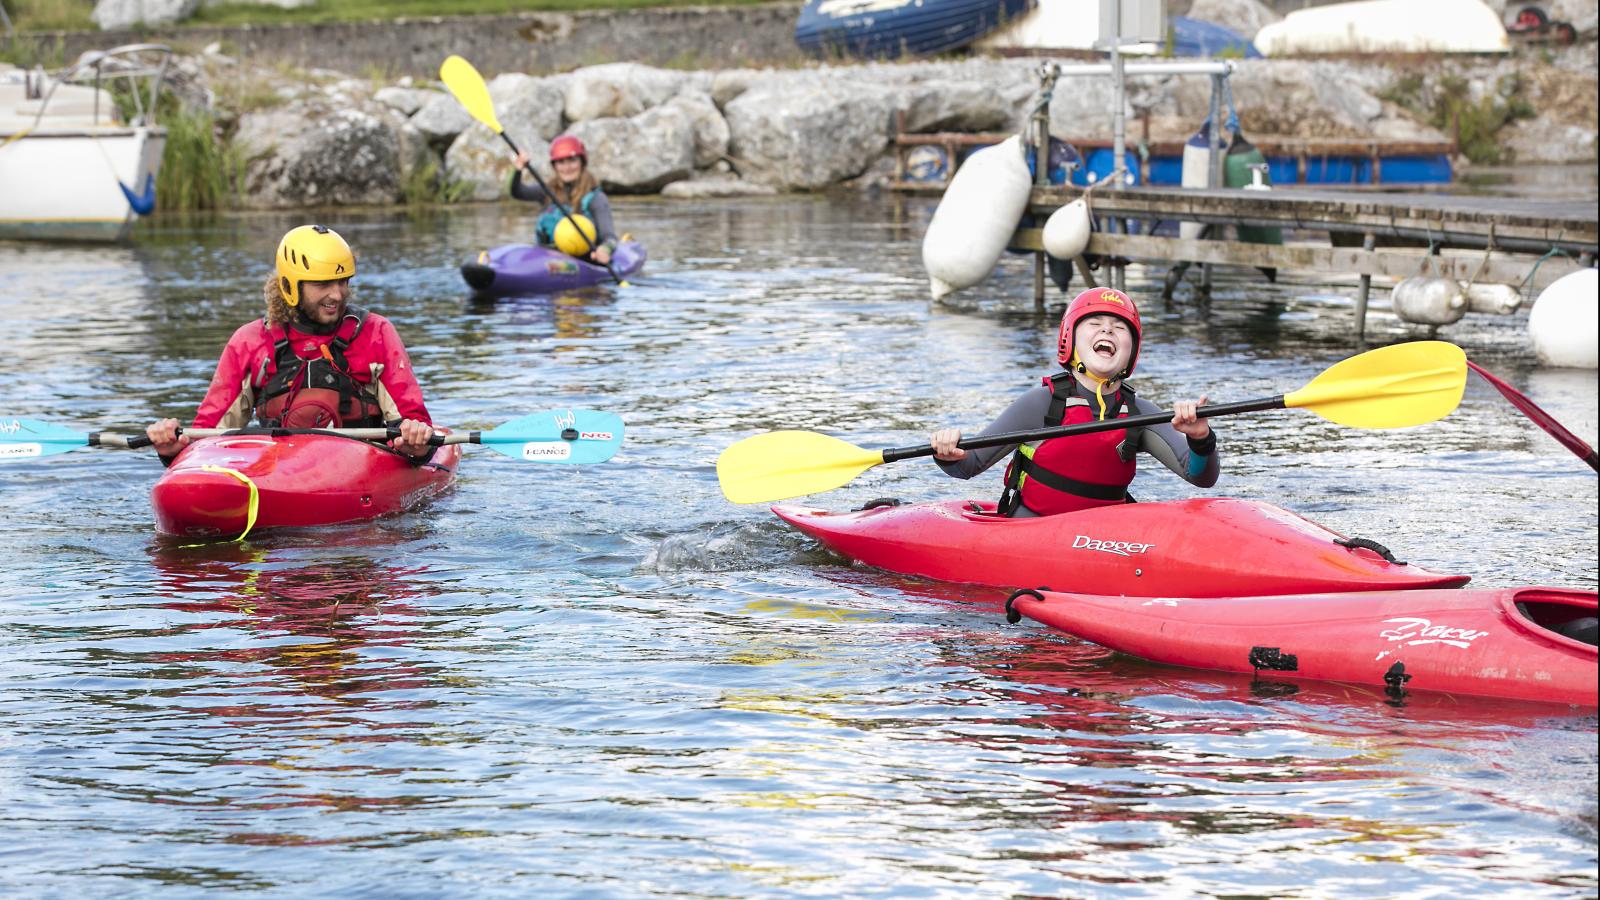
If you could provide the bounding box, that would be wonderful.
[1335,536,1406,566]
[1004,587,1048,624]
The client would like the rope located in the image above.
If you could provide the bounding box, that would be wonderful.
[1518,247,1579,303]
[199,465,260,542]
[1462,223,1495,291]
[0,127,32,151]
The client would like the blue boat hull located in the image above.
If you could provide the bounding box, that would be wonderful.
[795,0,1034,59]
[461,241,647,297]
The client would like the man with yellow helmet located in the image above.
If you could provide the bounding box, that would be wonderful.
[511,136,618,264]
[144,225,437,461]
[928,287,1220,517]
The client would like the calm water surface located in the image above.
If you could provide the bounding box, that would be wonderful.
[1,195,1595,897]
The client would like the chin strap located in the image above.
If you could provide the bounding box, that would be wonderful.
[1070,353,1116,420]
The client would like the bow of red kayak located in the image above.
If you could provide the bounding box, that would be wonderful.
[772,497,1469,596]
[152,433,461,539]
[1009,586,1598,707]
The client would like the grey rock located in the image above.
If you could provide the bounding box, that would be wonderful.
[234,106,403,208]
[663,90,730,168]
[569,103,696,193]
[411,92,475,151]
[444,125,550,203]
[92,0,198,29]
[660,177,778,198]
[724,82,895,190]
[564,62,690,122]
[375,86,437,117]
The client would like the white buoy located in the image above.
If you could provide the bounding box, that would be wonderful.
[1464,283,1523,315]
[1528,268,1598,368]
[1178,123,1213,240]
[1042,199,1091,260]
[922,135,1034,301]
[1390,276,1467,326]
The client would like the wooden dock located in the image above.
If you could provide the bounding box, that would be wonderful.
[1005,184,1597,334]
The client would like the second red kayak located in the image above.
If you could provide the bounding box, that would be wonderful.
[772,497,1469,596]
[152,432,462,539]
[1007,586,1599,707]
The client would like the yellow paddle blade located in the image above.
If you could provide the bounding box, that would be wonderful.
[1285,340,1467,428]
[439,55,502,134]
[717,431,887,504]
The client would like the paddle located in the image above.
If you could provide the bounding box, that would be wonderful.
[0,409,625,465]
[1466,361,1598,472]
[439,54,628,287]
[716,340,1468,504]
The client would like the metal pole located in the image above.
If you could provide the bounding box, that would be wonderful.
[1355,231,1376,339]
[1032,62,1058,310]
[1111,46,1126,190]
[1202,74,1222,293]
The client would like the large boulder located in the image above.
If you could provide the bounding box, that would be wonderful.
[898,79,1014,133]
[484,72,567,142]
[662,90,730,168]
[444,126,549,203]
[92,0,198,29]
[233,106,406,209]
[568,103,697,193]
[564,62,690,122]
[410,92,475,152]
[724,82,895,190]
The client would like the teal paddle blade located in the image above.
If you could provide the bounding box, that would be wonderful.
[0,418,90,462]
[476,408,624,464]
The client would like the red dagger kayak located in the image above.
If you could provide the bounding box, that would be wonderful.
[772,497,1469,596]
[1006,586,1599,707]
[152,433,461,539]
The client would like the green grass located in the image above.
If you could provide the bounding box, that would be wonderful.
[155,101,247,211]
[5,0,774,31]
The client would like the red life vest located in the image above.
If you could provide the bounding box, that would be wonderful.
[1000,372,1140,517]
[255,306,386,429]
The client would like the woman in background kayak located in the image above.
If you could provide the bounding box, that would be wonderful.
[510,135,619,265]
[144,225,437,463]
[930,287,1218,517]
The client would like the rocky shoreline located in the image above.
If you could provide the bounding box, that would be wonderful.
[155,41,1596,210]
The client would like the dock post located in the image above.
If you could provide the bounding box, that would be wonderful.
[1354,231,1376,339]
[1031,62,1060,311]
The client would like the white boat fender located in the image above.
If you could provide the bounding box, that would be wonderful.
[922,134,1034,301]
[1463,283,1522,315]
[1390,276,1467,326]
[1042,199,1091,260]
[1527,268,1599,369]
[1179,119,1215,241]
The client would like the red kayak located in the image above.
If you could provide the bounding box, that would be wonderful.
[152,433,461,539]
[1008,586,1599,707]
[772,498,1469,596]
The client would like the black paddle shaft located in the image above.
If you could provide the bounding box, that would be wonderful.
[879,395,1287,463]
[499,132,622,283]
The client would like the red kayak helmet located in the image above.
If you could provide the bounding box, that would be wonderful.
[549,135,587,164]
[1057,287,1142,375]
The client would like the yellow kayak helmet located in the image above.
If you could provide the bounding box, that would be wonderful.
[276,224,356,307]
[553,214,598,257]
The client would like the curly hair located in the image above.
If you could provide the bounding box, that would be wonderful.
[264,273,291,326]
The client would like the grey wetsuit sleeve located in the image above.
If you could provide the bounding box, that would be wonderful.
[1130,396,1220,487]
[509,171,549,203]
[934,386,1055,480]
[586,192,620,247]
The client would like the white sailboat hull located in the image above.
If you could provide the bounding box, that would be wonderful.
[0,126,165,242]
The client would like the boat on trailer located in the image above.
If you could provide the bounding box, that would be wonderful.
[0,44,170,242]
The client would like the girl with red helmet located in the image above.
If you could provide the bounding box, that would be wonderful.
[929,288,1218,517]
[510,135,620,265]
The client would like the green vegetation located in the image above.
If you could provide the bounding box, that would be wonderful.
[155,101,247,211]
[400,158,470,208]
[1381,72,1536,165]
[5,0,771,31]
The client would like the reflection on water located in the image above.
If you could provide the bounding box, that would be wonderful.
[0,196,1593,895]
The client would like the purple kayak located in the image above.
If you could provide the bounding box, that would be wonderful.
[461,240,646,297]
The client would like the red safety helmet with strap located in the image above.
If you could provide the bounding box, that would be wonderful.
[1056,287,1142,375]
[549,135,587,163]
